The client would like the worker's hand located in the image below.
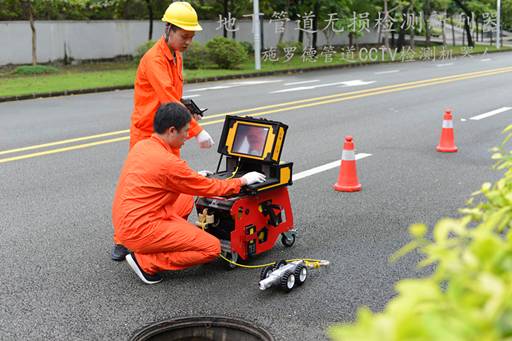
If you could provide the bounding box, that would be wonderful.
[192,113,202,121]
[241,172,266,186]
[196,130,214,149]
[198,170,213,177]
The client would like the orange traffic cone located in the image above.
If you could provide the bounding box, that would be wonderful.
[436,109,458,152]
[334,136,362,192]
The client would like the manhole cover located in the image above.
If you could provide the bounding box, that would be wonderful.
[130,316,274,341]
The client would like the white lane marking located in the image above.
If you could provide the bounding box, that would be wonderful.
[339,80,376,87]
[292,153,372,182]
[189,85,234,92]
[460,118,467,122]
[436,63,454,67]
[481,58,492,62]
[230,80,282,85]
[284,80,320,86]
[469,107,512,121]
[375,70,400,75]
[182,94,201,99]
[271,80,375,93]
[189,80,282,92]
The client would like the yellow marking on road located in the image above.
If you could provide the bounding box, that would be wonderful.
[0,130,129,156]
[0,136,129,164]
[199,65,512,120]
[2,66,512,164]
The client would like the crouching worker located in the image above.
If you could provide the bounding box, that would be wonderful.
[112,102,266,284]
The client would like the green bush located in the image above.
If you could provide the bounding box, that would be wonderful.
[206,36,248,69]
[239,41,254,55]
[13,65,59,75]
[183,42,209,70]
[276,40,304,56]
[134,40,156,63]
[329,125,512,341]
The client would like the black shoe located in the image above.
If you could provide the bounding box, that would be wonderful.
[111,244,129,261]
[126,253,162,285]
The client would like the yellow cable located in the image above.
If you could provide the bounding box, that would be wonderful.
[219,253,276,268]
[226,157,241,179]
[218,253,326,269]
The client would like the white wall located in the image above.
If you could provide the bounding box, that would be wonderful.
[0,20,378,66]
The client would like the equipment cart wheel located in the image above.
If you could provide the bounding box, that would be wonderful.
[222,251,240,270]
[260,266,274,281]
[294,263,307,286]
[280,270,295,292]
[281,232,296,247]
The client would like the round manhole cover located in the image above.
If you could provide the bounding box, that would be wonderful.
[130,316,274,341]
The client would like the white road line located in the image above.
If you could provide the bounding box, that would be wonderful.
[338,80,376,87]
[271,80,375,93]
[284,80,320,86]
[292,153,372,182]
[189,85,234,92]
[374,70,400,75]
[481,58,492,62]
[182,94,201,99]
[230,80,282,85]
[436,63,454,67]
[460,118,467,122]
[469,107,512,121]
[189,80,282,92]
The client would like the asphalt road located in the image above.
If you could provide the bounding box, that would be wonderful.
[1,52,511,340]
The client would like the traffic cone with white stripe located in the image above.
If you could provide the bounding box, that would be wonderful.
[334,136,362,192]
[436,109,458,153]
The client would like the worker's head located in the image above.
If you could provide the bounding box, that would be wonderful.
[162,2,201,52]
[154,102,191,149]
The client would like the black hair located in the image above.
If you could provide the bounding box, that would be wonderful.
[153,102,191,134]
[165,23,182,40]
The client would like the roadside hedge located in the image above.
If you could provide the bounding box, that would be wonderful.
[183,42,209,70]
[206,36,248,69]
[329,125,512,341]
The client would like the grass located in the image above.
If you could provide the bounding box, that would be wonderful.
[1,44,510,98]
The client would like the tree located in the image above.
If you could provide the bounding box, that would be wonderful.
[20,0,37,65]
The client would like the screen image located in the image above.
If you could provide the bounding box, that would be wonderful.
[232,124,270,157]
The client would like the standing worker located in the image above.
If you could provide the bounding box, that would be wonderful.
[112,2,214,260]
[112,103,266,284]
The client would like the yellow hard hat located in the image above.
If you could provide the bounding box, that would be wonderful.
[161,2,202,31]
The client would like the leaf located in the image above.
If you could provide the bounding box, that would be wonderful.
[409,223,428,238]
[389,240,420,263]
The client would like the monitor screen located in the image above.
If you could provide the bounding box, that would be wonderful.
[232,124,270,157]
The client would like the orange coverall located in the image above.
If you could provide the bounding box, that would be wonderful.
[112,135,242,274]
[130,37,202,150]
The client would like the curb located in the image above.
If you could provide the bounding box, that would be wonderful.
[0,49,509,103]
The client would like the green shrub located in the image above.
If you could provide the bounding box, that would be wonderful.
[329,125,512,341]
[239,41,254,55]
[277,40,304,56]
[183,42,209,69]
[431,28,443,37]
[206,36,248,69]
[13,65,59,75]
[134,40,156,63]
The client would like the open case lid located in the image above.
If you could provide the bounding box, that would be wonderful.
[217,115,288,164]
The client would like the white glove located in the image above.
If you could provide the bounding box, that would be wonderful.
[195,130,214,149]
[198,170,213,177]
[241,172,266,186]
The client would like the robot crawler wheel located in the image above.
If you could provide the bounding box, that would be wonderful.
[280,270,296,292]
[260,266,274,281]
[281,233,296,247]
[274,260,287,270]
[294,263,307,286]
